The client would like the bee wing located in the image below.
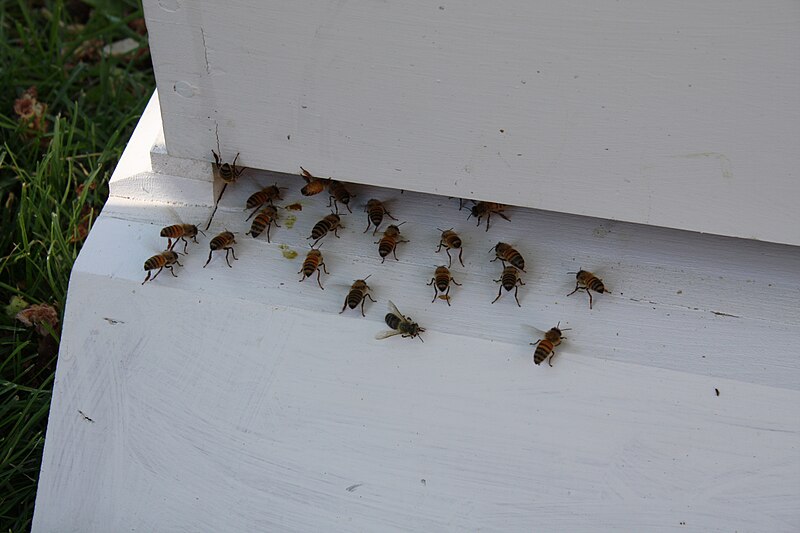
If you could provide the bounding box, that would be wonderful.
[387,300,404,319]
[165,206,184,225]
[375,330,403,340]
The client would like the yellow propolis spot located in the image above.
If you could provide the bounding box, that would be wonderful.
[278,244,298,260]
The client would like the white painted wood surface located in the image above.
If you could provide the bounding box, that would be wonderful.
[33,94,800,531]
[142,0,800,246]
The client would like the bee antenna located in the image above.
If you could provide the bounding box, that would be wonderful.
[198,229,207,237]
[396,221,406,226]
[363,274,372,281]
[556,321,560,328]
[561,328,572,331]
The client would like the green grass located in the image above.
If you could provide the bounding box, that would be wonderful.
[0,1,154,529]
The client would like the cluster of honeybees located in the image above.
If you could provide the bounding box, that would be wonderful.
[142,151,608,366]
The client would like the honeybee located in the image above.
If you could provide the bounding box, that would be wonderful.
[531,323,570,366]
[435,228,464,267]
[328,180,355,213]
[247,206,280,242]
[212,150,244,183]
[567,269,608,310]
[363,199,397,235]
[375,223,409,263]
[427,265,461,306]
[298,245,329,289]
[299,166,328,196]
[203,231,237,268]
[490,242,525,272]
[245,184,285,219]
[492,266,525,307]
[308,213,344,246]
[376,300,425,342]
[466,201,510,231]
[142,250,182,285]
[160,224,204,253]
[340,276,377,317]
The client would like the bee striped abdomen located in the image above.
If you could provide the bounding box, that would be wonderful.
[378,237,394,258]
[501,269,518,290]
[160,225,183,239]
[534,340,554,365]
[310,214,340,241]
[303,255,319,277]
[385,313,402,329]
[144,254,166,271]
[587,277,605,293]
[246,191,268,210]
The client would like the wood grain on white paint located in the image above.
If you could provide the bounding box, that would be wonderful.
[142,0,800,245]
[33,95,800,531]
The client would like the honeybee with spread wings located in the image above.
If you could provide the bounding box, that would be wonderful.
[375,301,425,342]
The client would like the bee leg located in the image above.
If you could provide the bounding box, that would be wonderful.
[175,260,184,267]
[489,255,500,263]
[152,267,164,281]
[428,279,437,303]
[587,290,594,310]
[566,283,582,297]
[333,227,342,238]
[315,268,325,290]
[381,255,386,264]
[181,238,189,254]
[491,286,503,304]
[364,219,372,233]
[142,271,153,285]
[224,247,238,267]
[360,298,367,317]
[458,248,464,267]
[372,225,380,236]
[385,209,398,221]
[212,150,221,165]
[548,351,556,367]
[321,261,329,275]
[167,238,174,250]
[451,277,462,286]
[266,225,271,243]
[339,298,348,314]
[167,265,178,278]
[514,285,522,307]
[497,211,511,222]
[246,208,259,221]
[485,213,491,232]
[392,247,399,261]
[345,202,352,213]
[203,250,213,268]
[445,286,451,306]
[366,293,377,303]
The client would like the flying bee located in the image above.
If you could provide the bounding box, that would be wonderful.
[298,245,329,289]
[435,228,464,267]
[327,180,355,213]
[531,322,571,366]
[160,224,205,254]
[203,231,237,268]
[299,166,328,196]
[363,198,398,235]
[245,184,286,219]
[142,250,182,285]
[492,266,525,307]
[340,275,377,317]
[376,300,426,342]
[427,265,461,306]
[212,150,244,183]
[375,223,409,263]
[490,242,526,272]
[567,269,609,310]
[466,201,510,231]
[308,213,344,246]
[247,206,281,242]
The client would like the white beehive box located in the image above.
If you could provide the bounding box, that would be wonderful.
[34,1,800,531]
